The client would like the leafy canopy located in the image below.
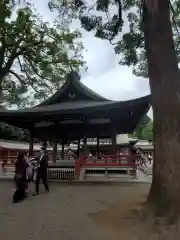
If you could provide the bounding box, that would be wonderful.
[0,0,85,107]
[141,119,153,140]
[0,122,29,142]
[132,116,153,140]
[49,0,180,78]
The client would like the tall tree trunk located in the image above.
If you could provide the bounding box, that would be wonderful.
[143,0,180,221]
[0,69,7,106]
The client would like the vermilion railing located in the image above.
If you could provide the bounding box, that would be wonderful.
[75,154,137,179]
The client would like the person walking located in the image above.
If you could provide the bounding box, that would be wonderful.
[33,147,49,196]
[13,152,28,203]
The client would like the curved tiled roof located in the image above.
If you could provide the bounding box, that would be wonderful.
[0,71,151,136]
[0,95,150,117]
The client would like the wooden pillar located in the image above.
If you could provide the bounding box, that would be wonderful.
[77,138,80,159]
[111,134,116,154]
[52,140,57,164]
[111,133,117,154]
[83,121,88,156]
[97,137,100,157]
[83,136,87,156]
[61,141,64,160]
[8,150,10,164]
[29,130,34,157]
[111,122,116,154]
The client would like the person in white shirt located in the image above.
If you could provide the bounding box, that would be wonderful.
[24,153,37,194]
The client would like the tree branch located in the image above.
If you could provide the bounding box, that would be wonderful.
[9,70,26,85]
[18,58,48,95]
[0,35,6,67]
[4,29,26,72]
[24,57,51,83]
[17,56,24,72]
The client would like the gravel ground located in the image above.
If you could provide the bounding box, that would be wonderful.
[0,181,149,240]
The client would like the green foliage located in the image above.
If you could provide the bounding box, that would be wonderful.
[141,120,153,140]
[0,122,29,141]
[0,0,85,107]
[132,116,153,140]
[49,0,180,78]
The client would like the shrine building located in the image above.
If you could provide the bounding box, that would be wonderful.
[0,72,151,166]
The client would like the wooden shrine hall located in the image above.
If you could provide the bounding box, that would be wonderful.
[0,72,151,164]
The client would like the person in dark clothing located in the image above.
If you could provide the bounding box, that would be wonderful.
[33,148,49,195]
[13,152,28,203]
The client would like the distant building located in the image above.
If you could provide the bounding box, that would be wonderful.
[136,139,154,156]
[0,139,72,164]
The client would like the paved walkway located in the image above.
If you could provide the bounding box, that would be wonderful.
[0,182,150,240]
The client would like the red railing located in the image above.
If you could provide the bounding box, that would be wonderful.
[75,154,137,179]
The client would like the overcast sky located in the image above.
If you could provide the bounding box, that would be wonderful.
[29,0,152,118]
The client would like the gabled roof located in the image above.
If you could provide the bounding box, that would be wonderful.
[0,95,150,117]
[0,71,151,136]
[0,95,151,135]
[39,71,108,106]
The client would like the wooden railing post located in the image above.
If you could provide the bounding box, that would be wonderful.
[75,156,84,180]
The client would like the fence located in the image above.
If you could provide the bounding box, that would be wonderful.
[75,154,137,180]
[1,154,138,181]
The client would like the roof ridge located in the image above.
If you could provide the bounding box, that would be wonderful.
[71,72,108,101]
[38,72,108,106]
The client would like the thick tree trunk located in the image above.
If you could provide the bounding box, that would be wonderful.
[0,74,4,106]
[143,0,180,221]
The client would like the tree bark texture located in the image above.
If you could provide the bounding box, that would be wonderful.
[143,0,180,220]
[0,71,6,105]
